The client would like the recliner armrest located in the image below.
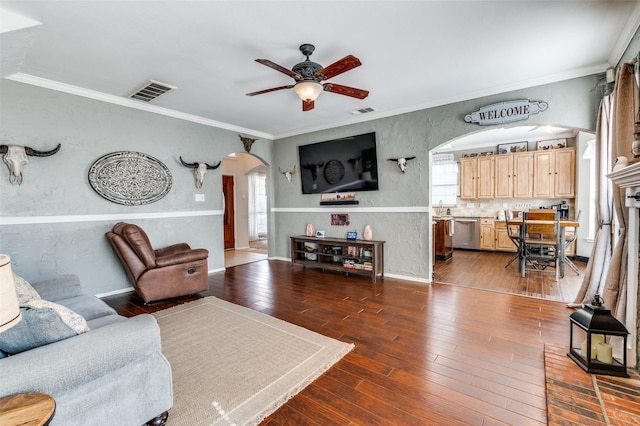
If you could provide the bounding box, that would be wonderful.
[0,314,163,397]
[154,243,192,258]
[155,249,209,268]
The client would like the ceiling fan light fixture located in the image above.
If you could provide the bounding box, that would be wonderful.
[294,81,323,101]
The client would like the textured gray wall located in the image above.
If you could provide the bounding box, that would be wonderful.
[0,75,598,290]
[273,76,598,281]
[0,80,273,295]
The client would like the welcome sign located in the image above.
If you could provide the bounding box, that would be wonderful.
[465,99,548,126]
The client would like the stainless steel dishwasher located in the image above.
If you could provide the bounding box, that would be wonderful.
[452,217,481,249]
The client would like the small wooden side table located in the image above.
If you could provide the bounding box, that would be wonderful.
[0,392,56,426]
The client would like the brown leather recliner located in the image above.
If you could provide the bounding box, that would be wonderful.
[106,222,209,303]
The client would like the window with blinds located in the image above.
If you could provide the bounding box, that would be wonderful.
[432,154,458,207]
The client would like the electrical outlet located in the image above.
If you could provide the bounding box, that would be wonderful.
[514,203,532,209]
[195,194,205,202]
[466,202,475,208]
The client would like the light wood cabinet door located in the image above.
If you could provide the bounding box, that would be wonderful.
[494,222,518,252]
[554,148,575,197]
[459,158,477,199]
[480,218,495,250]
[476,157,494,198]
[513,152,534,198]
[533,151,554,198]
[494,155,513,198]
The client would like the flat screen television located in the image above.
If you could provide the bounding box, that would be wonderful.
[298,132,379,194]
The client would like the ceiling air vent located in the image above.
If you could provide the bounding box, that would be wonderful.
[350,107,376,115]
[128,80,177,102]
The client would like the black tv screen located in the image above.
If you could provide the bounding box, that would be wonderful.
[298,132,379,194]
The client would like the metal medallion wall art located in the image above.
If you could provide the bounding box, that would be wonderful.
[88,151,172,205]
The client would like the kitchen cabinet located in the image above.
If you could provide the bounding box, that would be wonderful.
[461,148,574,199]
[480,218,495,250]
[513,152,534,198]
[554,148,576,197]
[533,148,575,198]
[460,157,494,199]
[533,150,554,198]
[477,157,494,198]
[494,152,533,199]
[494,155,513,198]
[459,158,477,199]
[434,219,453,261]
[494,220,518,252]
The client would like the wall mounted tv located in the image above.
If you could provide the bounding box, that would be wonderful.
[298,132,379,194]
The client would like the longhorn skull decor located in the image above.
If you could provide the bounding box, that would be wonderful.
[0,143,61,185]
[303,162,324,181]
[279,165,297,183]
[179,156,221,188]
[387,156,416,173]
[238,135,258,153]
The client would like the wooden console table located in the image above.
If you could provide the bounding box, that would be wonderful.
[290,235,384,282]
[0,392,56,426]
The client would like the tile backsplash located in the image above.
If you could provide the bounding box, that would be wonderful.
[440,198,575,219]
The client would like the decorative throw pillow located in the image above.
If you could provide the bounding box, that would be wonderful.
[0,299,90,355]
[13,273,41,304]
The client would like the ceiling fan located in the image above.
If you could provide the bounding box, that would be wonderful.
[246,43,369,111]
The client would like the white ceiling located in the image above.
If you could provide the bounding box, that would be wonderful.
[1,1,639,141]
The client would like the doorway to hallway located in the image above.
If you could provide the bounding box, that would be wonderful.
[222,153,269,268]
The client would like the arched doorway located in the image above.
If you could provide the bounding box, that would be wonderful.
[428,124,594,301]
[222,152,269,267]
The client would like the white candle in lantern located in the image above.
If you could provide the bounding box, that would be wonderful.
[591,334,605,345]
[581,340,597,359]
[596,342,613,364]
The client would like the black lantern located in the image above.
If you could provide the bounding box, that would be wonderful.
[568,295,629,377]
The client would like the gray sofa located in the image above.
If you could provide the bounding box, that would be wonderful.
[0,274,173,426]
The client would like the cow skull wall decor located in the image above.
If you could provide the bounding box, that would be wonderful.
[279,165,296,183]
[303,162,324,181]
[0,143,61,185]
[238,135,258,153]
[179,156,221,188]
[387,156,416,173]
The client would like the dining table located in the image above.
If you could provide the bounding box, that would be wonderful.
[507,217,580,278]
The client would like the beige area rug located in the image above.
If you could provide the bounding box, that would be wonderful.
[152,297,354,425]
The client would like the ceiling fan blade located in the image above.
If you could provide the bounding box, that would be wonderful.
[323,83,369,99]
[302,99,315,111]
[246,85,294,96]
[315,55,362,81]
[255,59,303,80]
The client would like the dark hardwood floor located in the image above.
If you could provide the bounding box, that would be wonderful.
[103,258,579,425]
[435,249,586,302]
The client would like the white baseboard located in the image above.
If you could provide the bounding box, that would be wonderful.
[384,272,432,284]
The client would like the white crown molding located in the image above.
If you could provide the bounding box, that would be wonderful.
[273,64,609,139]
[608,3,640,66]
[0,209,222,225]
[5,73,274,140]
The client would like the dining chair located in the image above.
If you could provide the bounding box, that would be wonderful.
[504,210,521,268]
[521,210,561,281]
[562,209,581,275]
